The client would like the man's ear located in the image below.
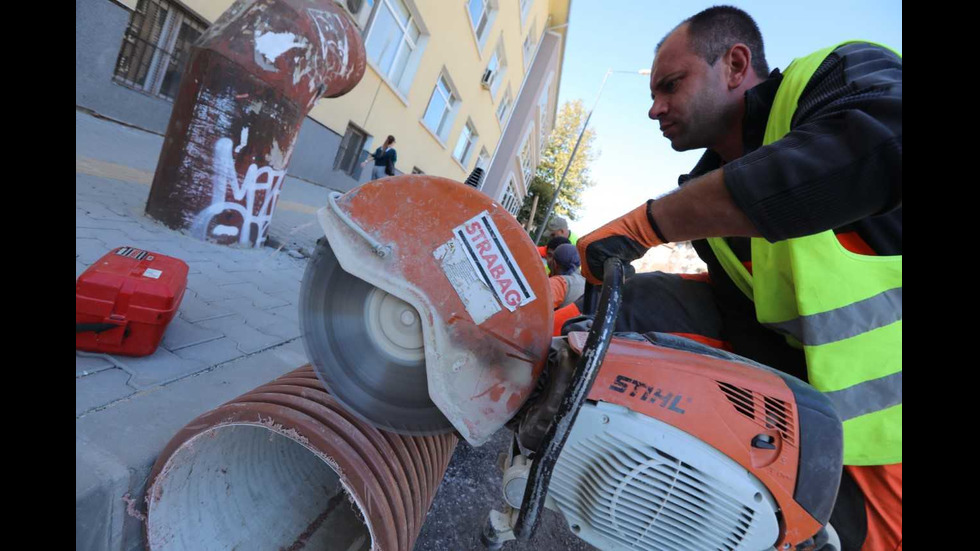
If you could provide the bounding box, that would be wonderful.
[727,43,752,89]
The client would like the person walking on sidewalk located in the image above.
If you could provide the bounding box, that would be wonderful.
[576,7,901,550]
[363,135,397,179]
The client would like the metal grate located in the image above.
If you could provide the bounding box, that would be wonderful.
[552,431,757,551]
[718,382,796,445]
[113,0,206,100]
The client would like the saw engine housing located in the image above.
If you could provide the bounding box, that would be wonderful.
[520,332,843,550]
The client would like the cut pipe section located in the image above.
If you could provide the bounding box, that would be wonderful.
[145,365,458,550]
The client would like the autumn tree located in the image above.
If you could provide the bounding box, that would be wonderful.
[517,100,598,238]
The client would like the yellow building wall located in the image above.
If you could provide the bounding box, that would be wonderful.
[176,0,559,181]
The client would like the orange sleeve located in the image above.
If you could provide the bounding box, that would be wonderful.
[553,302,581,336]
[548,276,568,310]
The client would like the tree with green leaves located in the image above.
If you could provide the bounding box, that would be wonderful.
[517,100,598,239]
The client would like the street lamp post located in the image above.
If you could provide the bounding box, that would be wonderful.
[533,68,650,244]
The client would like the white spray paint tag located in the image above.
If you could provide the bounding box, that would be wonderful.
[143,268,163,279]
[452,211,536,312]
[434,239,501,325]
[254,32,305,64]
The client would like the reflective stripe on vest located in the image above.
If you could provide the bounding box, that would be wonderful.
[708,41,902,465]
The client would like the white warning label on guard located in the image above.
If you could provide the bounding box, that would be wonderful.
[453,211,536,311]
[434,238,501,324]
[142,268,163,279]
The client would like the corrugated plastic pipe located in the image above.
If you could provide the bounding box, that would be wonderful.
[144,365,458,551]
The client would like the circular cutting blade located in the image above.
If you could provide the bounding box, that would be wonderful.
[299,238,452,435]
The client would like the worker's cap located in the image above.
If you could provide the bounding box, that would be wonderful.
[547,217,569,231]
[553,243,581,272]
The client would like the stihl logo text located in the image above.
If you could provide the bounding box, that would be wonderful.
[609,375,688,414]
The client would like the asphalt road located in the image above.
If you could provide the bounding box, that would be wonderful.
[415,429,598,551]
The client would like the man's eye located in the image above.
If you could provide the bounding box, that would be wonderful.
[665,80,677,92]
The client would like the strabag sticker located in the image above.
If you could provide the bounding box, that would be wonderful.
[143,268,163,279]
[433,239,501,325]
[454,211,536,311]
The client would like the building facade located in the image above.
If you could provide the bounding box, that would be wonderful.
[76,0,570,212]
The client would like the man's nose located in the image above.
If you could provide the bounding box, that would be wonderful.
[649,99,666,121]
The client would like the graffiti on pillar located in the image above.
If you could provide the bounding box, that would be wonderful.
[304,8,357,100]
[190,136,287,247]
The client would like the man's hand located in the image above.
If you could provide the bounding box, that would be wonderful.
[577,200,665,284]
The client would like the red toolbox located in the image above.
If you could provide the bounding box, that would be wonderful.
[76,247,189,356]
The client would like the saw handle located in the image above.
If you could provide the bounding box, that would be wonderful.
[514,257,625,541]
[581,282,600,316]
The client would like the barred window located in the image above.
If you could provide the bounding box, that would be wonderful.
[113,0,206,101]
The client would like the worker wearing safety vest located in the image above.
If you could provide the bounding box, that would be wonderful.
[537,216,579,271]
[576,7,901,551]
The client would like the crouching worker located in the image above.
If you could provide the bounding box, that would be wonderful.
[547,244,586,310]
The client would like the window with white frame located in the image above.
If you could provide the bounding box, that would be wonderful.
[519,130,535,187]
[519,0,532,23]
[538,72,554,146]
[497,87,513,124]
[422,72,459,142]
[476,148,491,170]
[501,176,521,215]
[113,0,206,101]
[485,38,507,97]
[453,120,479,167]
[364,0,423,95]
[467,0,496,47]
[522,21,536,69]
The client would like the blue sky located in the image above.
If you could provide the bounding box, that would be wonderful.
[553,0,902,236]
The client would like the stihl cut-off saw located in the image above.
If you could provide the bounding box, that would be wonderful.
[300,175,844,550]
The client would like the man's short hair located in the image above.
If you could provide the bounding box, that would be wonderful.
[546,236,571,252]
[658,6,769,78]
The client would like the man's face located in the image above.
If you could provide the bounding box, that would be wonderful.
[550,228,570,239]
[649,25,734,151]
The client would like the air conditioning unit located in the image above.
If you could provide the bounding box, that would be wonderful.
[480,69,494,89]
[335,0,371,29]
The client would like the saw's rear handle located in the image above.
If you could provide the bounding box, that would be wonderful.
[514,257,625,541]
